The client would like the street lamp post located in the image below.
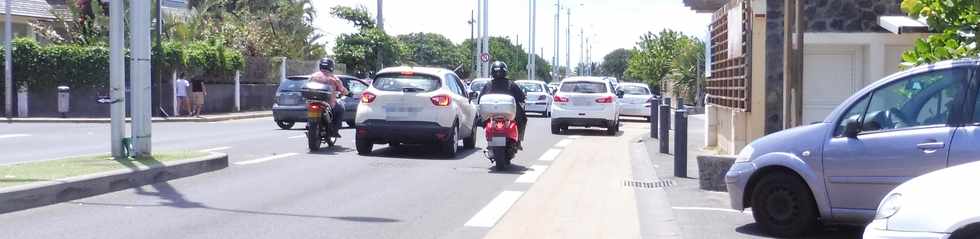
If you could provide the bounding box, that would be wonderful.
[4,0,11,118]
[527,0,536,81]
[131,0,153,156]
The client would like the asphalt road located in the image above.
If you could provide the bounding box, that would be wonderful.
[0,115,575,239]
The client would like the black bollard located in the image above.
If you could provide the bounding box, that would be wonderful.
[664,98,672,130]
[674,108,688,178]
[650,98,660,138]
[658,104,670,154]
[677,98,684,110]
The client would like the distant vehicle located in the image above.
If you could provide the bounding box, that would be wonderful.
[616,83,655,121]
[469,78,491,98]
[272,75,367,129]
[355,67,478,157]
[550,77,623,135]
[725,59,980,237]
[515,80,553,117]
[547,81,560,94]
[864,160,980,239]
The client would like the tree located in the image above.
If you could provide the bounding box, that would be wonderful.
[601,48,631,79]
[900,0,979,66]
[332,6,402,75]
[397,33,464,70]
[625,30,688,87]
[459,37,551,81]
[669,39,706,100]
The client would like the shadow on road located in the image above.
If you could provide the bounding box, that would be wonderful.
[559,128,624,137]
[734,223,863,239]
[488,164,530,174]
[306,145,354,156]
[365,144,480,161]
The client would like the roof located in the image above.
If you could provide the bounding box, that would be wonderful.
[618,82,650,88]
[376,66,454,78]
[561,77,612,84]
[515,80,547,85]
[0,0,56,19]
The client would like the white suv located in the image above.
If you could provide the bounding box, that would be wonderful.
[355,67,478,157]
[550,77,622,135]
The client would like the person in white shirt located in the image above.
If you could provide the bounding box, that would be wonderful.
[175,73,191,116]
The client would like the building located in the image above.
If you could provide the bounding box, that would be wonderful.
[683,0,928,154]
[0,0,57,40]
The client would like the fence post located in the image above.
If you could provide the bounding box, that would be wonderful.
[674,108,688,177]
[650,98,660,139]
[280,57,287,82]
[171,70,177,115]
[659,104,670,154]
[234,70,241,112]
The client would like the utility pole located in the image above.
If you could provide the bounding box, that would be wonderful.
[155,0,163,116]
[553,0,560,79]
[4,0,11,117]
[579,28,584,75]
[377,0,384,31]
[565,8,570,78]
[527,0,535,81]
[481,0,489,77]
[586,37,591,76]
[131,0,153,156]
[109,0,126,158]
[469,10,477,78]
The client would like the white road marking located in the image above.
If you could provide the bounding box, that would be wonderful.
[0,134,30,139]
[671,206,752,214]
[288,135,306,139]
[464,191,525,227]
[515,165,549,183]
[234,153,299,165]
[537,148,561,162]
[554,139,573,148]
[568,135,582,139]
[198,146,232,152]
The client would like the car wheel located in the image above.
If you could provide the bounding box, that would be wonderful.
[442,124,459,158]
[463,122,476,149]
[356,138,373,155]
[750,171,819,237]
[276,120,294,130]
[551,122,561,134]
[607,121,619,136]
[346,120,356,128]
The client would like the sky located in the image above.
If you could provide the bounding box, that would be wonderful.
[311,0,710,67]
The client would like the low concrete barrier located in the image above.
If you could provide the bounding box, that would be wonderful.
[0,153,228,214]
[697,155,736,192]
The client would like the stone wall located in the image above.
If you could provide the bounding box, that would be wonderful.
[804,0,903,33]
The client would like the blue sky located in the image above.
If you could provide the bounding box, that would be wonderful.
[312,0,710,66]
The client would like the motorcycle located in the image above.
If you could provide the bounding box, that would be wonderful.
[302,81,341,151]
[478,94,521,169]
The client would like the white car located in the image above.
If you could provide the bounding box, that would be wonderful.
[355,67,479,157]
[550,77,622,135]
[616,83,655,121]
[515,80,553,117]
[864,160,980,239]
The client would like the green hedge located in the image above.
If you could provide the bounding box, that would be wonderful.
[0,38,245,93]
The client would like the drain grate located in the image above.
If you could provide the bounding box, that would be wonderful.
[623,179,675,189]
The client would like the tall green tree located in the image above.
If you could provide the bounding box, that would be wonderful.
[900,0,980,66]
[625,30,688,87]
[669,39,706,100]
[459,37,551,81]
[601,48,632,79]
[331,6,402,75]
[397,33,464,70]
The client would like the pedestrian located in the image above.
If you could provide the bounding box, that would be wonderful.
[175,73,191,116]
[190,77,207,117]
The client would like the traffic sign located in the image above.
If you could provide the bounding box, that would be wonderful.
[480,53,490,62]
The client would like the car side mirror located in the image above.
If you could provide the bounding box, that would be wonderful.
[468,91,479,100]
[844,119,861,138]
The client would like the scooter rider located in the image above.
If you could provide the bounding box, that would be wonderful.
[310,58,349,137]
[479,61,527,149]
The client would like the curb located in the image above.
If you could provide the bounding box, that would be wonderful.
[2,112,272,123]
[0,153,229,214]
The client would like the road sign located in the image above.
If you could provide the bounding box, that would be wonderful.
[480,53,490,62]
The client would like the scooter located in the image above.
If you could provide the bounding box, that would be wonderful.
[478,94,521,169]
[302,81,340,151]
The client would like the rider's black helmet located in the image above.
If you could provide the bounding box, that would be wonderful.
[319,58,335,73]
[490,61,508,79]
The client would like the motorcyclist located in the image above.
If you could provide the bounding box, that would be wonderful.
[479,61,527,149]
[310,58,349,137]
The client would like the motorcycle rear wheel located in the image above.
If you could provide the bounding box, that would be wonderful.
[493,147,510,169]
[307,119,321,151]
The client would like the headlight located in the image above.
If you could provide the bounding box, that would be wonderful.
[735,145,755,163]
[875,193,903,219]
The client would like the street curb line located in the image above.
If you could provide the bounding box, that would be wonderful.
[0,153,229,214]
[1,112,272,123]
[630,135,684,239]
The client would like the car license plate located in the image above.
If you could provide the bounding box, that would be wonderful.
[490,137,507,147]
[573,100,590,106]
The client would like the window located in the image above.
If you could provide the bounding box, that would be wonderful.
[834,96,871,137]
[517,82,545,93]
[446,74,463,96]
[372,74,440,92]
[471,81,488,92]
[859,69,965,132]
[348,80,368,95]
[560,82,607,93]
[620,85,651,95]
[278,77,309,92]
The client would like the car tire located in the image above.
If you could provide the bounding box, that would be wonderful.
[463,122,476,150]
[276,120,294,130]
[356,138,373,155]
[442,124,459,158]
[750,171,819,237]
[607,121,619,136]
[551,122,561,134]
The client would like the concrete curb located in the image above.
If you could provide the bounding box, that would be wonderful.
[2,112,272,123]
[0,153,229,214]
[696,155,736,192]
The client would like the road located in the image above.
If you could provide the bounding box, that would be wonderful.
[0,116,579,239]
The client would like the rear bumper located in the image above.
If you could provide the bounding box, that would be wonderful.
[273,105,306,122]
[525,101,550,112]
[619,104,651,117]
[551,117,616,128]
[356,120,454,144]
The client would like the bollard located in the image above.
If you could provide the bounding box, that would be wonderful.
[650,98,660,139]
[676,98,684,110]
[674,108,688,178]
[664,98,672,130]
[658,104,670,154]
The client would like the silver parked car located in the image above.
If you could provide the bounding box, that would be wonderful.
[616,83,656,121]
[726,59,980,237]
[272,75,369,129]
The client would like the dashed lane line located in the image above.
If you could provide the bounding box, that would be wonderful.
[568,135,582,139]
[288,135,306,139]
[198,146,232,152]
[537,148,561,162]
[464,191,525,227]
[671,206,752,214]
[554,139,573,148]
[515,165,549,183]
[234,153,299,165]
[0,134,30,139]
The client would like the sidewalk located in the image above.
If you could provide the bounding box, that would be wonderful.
[2,111,272,123]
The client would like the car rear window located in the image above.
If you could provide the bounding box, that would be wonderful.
[279,77,309,91]
[620,86,650,95]
[560,82,607,93]
[471,81,488,92]
[373,74,441,92]
[518,83,545,92]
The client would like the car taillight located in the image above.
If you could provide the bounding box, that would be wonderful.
[307,102,322,111]
[554,95,569,103]
[596,96,614,104]
[361,92,376,103]
[431,95,451,106]
[538,95,547,101]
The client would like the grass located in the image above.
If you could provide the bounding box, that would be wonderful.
[0,151,209,189]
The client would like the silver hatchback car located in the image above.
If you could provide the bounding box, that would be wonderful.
[727,59,980,237]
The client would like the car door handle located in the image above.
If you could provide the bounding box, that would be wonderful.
[916,142,945,150]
